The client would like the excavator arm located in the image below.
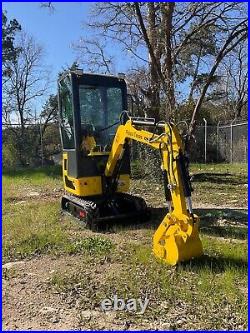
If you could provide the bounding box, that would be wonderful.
[104,116,203,265]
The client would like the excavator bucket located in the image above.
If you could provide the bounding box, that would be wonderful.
[153,212,203,265]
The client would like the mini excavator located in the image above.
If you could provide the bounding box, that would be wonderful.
[57,69,203,265]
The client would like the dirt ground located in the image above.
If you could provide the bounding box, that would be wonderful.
[2,165,248,331]
[3,255,177,331]
[3,215,247,330]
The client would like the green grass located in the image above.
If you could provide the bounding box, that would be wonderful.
[2,165,116,261]
[3,164,62,180]
[2,163,248,330]
[2,165,62,188]
[190,163,247,206]
[130,162,247,208]
[2,199,114,261]
[64,236,114,255]
[108,237,247,328]
[189,162,247,174]
[2,201,65,260]
[47,235,247,329]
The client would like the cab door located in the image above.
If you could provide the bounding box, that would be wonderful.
[58,74,79,190]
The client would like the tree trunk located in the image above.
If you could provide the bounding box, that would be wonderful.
[161,2,175,119]
[147,2,161,120]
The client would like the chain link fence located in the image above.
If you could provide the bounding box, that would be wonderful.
[2,119,248,170]
[190,120,248,163]
[2,123,61,169]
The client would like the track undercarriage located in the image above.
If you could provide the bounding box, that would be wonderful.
[61,192,151,231]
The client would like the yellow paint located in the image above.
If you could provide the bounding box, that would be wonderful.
[153,214,203,265]
[62,153,129,196]
[62,119,203,265]
[104,120,203,265]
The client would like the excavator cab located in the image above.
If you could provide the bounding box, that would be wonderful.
[58,70,130,195]
[58,69,203,265]
[58,70,149,230]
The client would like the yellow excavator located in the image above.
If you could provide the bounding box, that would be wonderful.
[58,69,203,265]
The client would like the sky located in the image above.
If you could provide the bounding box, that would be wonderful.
[2,2,132,101]
[2,1,194,114]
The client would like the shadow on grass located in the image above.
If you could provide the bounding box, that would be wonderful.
[192,172,247,185]
[150,207,248,240]
[2,165,62,179]
[109,207,248,240]
[197,207,248,240]
[200,225,247,240]
[178,254,248,273]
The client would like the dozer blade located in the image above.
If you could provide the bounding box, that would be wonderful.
[153,213,203,265]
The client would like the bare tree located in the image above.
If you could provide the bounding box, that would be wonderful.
[72,38,114,74]
[188,18,248,138]
[2,32,49,165]
[3,33,49,130]
[223,43,248,120]
[40,94,58,136]
[79,2,247,128]
[40,2,55,12]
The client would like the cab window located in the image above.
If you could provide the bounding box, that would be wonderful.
[79,85,123,147]
[59,78,75,149]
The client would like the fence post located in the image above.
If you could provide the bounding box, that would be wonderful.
[230,120,235,163]
[40,117,44,167]
[203,118,207,163]
[216,121,220,162]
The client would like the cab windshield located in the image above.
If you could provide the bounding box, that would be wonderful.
[79,85,123,148]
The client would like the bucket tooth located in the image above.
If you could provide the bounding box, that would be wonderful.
[153,213,203,265]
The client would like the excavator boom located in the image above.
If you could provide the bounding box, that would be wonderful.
[104,115,203,265]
